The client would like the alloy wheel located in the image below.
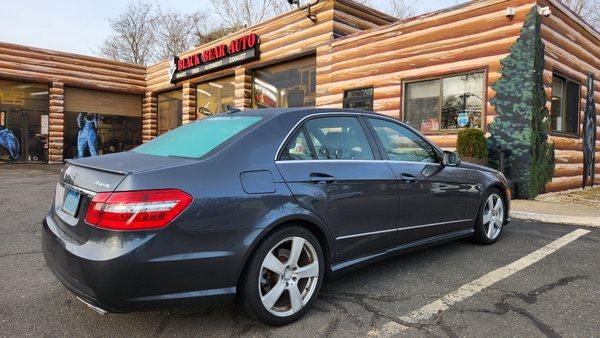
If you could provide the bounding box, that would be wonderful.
[258,236,319,317]
[482,193,504,240]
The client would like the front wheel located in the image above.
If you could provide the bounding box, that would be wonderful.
[240,226,324,326]
[473,189,505,244]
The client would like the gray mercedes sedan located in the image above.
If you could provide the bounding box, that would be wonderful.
[42,108,510,325]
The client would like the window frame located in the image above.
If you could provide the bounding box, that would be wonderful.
[276,113,383,161]
[156,88,183,136]
[196,75,236,116]
[363,115,443,164]
[549,72,581,138]
[343,87,374,111]
[135,114,267,160]
[401,69,488,135]
[251,56,317,109]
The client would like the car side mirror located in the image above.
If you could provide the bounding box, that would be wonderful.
[443,151,461,166]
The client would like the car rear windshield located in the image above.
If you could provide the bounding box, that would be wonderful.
[133,115,262,158]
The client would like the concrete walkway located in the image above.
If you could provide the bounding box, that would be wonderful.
[511,199,600,227]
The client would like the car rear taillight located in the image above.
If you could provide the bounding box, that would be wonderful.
[85,189,193,231]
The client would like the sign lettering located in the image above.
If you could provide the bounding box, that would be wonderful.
[169,33,260,83]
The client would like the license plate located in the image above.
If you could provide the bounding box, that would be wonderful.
[62,190,81,217]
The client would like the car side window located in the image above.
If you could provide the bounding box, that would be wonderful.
[280,129,314,161]
[367,118,437,163]
[304,117,374,160]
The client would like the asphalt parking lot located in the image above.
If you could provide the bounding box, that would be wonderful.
[1,164,599,337]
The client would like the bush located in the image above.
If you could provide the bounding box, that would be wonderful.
[456,128,489,159]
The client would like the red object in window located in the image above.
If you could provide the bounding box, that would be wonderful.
[85,189,193,231]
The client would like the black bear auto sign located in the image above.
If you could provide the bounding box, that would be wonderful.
[169,34,260,83]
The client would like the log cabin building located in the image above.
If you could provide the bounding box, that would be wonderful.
[0,0,598,196]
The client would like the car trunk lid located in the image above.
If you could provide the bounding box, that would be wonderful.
[53,151,198,242]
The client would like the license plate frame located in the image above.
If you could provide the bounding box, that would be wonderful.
[62,190,81,217]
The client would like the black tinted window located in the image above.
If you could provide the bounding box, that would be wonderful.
[343,88,373,111]
[305,117,374,160]
[280,129,314,160]
[368,118,437,163]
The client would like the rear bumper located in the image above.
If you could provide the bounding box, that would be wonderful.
[42,215,247,312]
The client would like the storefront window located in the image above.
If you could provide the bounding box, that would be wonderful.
[252,57,316,109]
[551,74,579,135]
[343,88,373,111]
[157,90,182,135]
[0,80,49,162]
[404,72,485,132]
[197,77,235,116]
[63,112,142,159]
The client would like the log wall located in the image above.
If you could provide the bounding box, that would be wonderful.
[539,0,600,192]
[145,0,395,95]
[0,42,146,94]
[318,0,536,129]
[142,0,395,140]
[48,82,64,163]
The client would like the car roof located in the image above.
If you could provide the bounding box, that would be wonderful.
[227,107,391,120]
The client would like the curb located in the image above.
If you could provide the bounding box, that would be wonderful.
[510,211,600,228]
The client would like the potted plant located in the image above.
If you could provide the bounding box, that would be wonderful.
[456,128,489,166]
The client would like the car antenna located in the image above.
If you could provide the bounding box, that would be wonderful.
[225,105,241,114]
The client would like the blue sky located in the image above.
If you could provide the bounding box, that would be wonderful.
[0,0,460,57]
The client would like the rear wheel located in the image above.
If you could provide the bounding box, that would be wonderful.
[240,226,324,326]
[473,189,505,244]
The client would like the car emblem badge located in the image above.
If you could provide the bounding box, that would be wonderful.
[94,181,111,189]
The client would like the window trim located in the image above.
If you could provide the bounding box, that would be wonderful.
[363,115,442,164]
[275,112,383,161]
[275,112,444,163]
[343,87,374,111]
[401,69,488,135]
[549,72,581,138]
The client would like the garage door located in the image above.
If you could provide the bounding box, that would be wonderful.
[64,87,142,117]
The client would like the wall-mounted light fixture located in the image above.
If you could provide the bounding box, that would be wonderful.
[287,0,319,23]
[505,7,515,19]
[538,6,552,17]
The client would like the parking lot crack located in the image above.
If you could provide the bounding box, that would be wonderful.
[454,275,585,337]
[320,292,430,334]
[0,250,42,259]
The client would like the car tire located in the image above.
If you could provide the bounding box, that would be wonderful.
[240,225,324,326]
[472,188,506,245]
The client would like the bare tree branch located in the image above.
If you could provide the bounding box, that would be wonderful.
[98,1,156,65]
[560,0,600,30]
[154,7,207,60]
[209,0,289,28]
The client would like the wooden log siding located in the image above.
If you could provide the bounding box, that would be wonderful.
[234,68,252,109]
[315,1,529,129]
[538,0,600,192]
[0,42,145,94]
[48,82,65,163]
[182,83,197,125]
[144,0,395,93]
[142,93,157,142]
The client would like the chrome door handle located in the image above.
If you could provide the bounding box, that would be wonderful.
[309,173,336,184]
[400,173,418,182]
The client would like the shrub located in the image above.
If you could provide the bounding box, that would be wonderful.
[456,128,488,159]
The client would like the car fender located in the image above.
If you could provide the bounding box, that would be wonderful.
[233,203,335,283]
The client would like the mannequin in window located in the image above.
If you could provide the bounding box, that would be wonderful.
[0,124,20,161]
[77,112,99,158]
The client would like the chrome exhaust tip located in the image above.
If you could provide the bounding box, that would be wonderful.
[76,297,109,315]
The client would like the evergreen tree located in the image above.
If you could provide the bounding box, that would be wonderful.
[488,6,554,199]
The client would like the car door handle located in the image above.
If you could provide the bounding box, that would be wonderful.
[309,173,336,184]
[400,173,418,182]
